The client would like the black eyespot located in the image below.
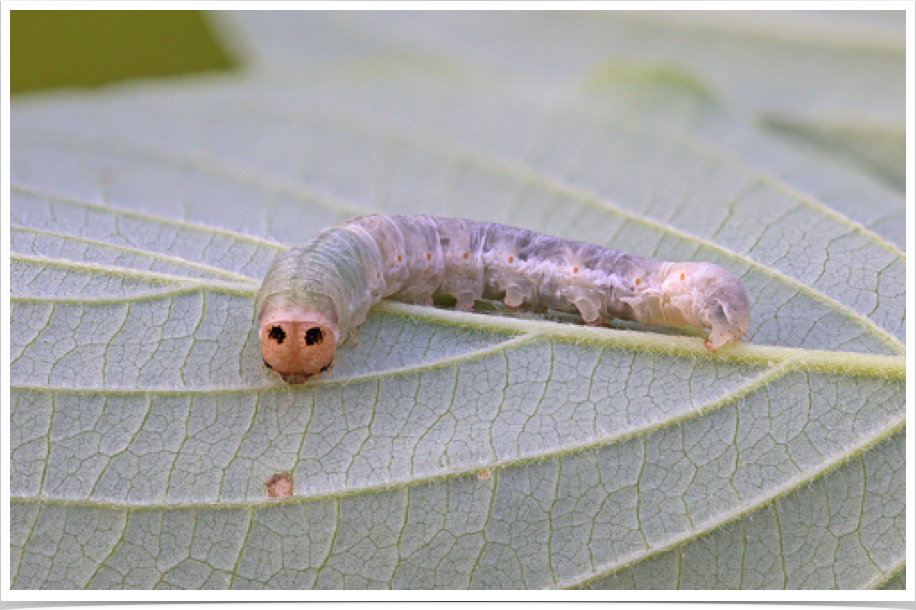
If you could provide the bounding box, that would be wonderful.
[305,327,324,346]
[269,326,286,344]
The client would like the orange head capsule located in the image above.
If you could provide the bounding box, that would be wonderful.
[259,309,337,384]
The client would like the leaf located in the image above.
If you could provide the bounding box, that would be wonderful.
[9,12,905,590]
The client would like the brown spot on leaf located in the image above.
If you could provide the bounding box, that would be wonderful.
[477,468,492,481]
[266,472,293,498]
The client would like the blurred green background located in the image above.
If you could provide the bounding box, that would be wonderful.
[11,10,236,94]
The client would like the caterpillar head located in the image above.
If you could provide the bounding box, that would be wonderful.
[259,310,337,383]
[663,263,750,352]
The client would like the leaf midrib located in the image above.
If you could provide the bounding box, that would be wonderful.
[11,324,904,523]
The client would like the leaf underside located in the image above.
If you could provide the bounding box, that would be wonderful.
[10,11,905,590]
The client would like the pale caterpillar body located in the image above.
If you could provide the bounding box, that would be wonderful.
[257,215,751,383]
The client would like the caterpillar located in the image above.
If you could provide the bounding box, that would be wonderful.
[257,215,751,383]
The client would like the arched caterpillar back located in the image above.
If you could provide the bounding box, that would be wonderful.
[257,215,751,383]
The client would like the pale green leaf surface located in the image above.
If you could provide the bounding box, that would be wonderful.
[10,12,905,590]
